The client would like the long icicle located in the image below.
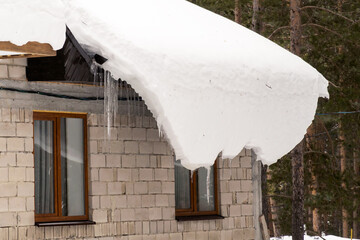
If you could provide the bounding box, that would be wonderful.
[206,166,211,204]
[103,70,109,152]
[113,76,119,127]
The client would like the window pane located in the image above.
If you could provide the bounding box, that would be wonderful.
[197,166,215,211]
[60,118,85,216]
[175,160,191,209]
[34,120,55,214]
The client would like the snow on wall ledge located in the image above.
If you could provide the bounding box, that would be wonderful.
[2,0,328,170]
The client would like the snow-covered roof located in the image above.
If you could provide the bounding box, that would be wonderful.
[1,0,328,169]
[0,0,65,50]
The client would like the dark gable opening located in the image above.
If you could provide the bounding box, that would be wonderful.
[26,28,107,84]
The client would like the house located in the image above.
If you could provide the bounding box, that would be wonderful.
[0,1,329,239]
[0,29,259,240]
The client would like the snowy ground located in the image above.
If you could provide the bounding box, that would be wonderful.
[271,235,359,240]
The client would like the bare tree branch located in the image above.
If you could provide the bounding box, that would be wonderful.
[301,6,355,23]
[316,117,337,161]
[268,26,291,39]
[266,194,292,199]
[268,23,343,40]
[328,80,340,89]
[302,23,343,38]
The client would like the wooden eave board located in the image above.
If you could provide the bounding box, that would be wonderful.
[0,41,56,59]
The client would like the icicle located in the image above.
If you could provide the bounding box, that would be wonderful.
[222,157,226,194]
[90,61,101,100]
[131,87,135,117]
[136,93,140,116]
[103,71,110,145]
[141,97,145,117]
[103,71,109,152]
[91,62,97,86]
[99,69,103,98]
[134,91,139,116]
[113,79,119,126]
[129,87,133,116]
[206,166,211,204]
[126,84,130,124]
[229,158,232,169]
[103,70,119,149]
[158,126,163,141]
[119,80,123,114]
[132,90,136,116]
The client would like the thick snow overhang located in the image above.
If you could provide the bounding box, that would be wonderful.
[1,0,329,170]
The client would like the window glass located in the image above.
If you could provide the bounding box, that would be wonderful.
[60,118,85,216]
[197,166,215,211]
[34,120,55,215]
[175,159,191,209]
[175,158,218,217]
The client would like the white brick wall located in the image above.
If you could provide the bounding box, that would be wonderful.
[0,102,255,239]
[0,58,27,80]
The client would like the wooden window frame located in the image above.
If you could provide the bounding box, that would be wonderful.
[175,160,220,218]
[33,111,89,223]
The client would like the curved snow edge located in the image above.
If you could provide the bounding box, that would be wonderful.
[65,0,329,169]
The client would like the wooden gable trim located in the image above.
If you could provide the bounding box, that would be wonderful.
[0,41,56,59]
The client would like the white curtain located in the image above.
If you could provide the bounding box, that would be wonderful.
[34,120,55,214]
[60,118,85,216]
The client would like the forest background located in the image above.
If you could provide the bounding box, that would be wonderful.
[187,0,360,238]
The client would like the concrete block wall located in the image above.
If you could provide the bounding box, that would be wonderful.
[0,107,255,240]
[0,59,27,80]
[0,108,35,233]
[0,75,255,239]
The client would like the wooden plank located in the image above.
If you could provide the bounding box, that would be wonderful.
[0,41,56,57]
[0,54,50,59]
[259,214,271,240]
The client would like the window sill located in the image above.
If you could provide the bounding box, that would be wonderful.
[175,215,224,221]
[35,220,96,227]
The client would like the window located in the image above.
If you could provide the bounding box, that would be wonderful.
[33,111,89,223]
[175,159,220,218]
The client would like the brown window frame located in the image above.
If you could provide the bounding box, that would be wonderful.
[33,111,89,223]
[175,160,220,218]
